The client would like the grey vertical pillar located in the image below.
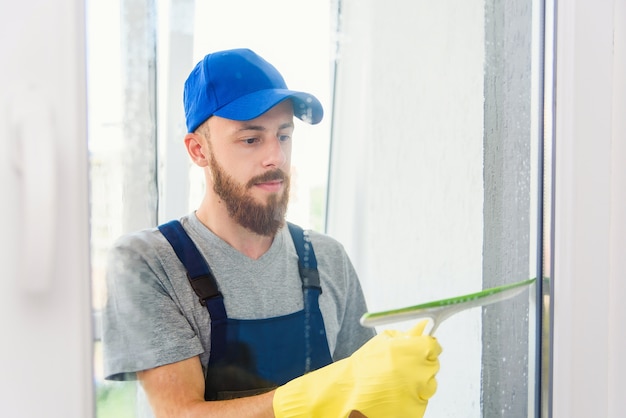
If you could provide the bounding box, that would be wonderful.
[120,0,158,233]
[482,0,532,416]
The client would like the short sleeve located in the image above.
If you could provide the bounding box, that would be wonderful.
[101,233,204,381]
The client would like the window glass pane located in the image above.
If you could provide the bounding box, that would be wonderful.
[89,0,547,417]
[88,0,159,415]
[88,1,333,416]
[326,0,542,416]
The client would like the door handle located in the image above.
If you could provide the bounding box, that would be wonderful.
[9,86,58,293]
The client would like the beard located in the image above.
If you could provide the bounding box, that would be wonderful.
[209,152,290,237]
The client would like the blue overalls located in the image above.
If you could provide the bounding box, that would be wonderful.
[158,221,333,400]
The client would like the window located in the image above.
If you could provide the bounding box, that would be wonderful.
[89,0,549,416]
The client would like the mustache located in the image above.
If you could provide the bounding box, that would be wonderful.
[247,169,287,188]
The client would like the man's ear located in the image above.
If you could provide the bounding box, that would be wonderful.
[184,133,209,167]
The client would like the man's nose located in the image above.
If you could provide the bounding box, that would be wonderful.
[263,137,287,168]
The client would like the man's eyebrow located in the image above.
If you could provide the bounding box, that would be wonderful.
[237,124,264,132]
[236,122,294,132]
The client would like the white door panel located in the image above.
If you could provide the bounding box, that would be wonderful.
[0,0,93,417]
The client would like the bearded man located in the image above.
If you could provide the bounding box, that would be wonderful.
[102,48,442,418]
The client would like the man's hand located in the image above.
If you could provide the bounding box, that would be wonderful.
[273,320,442,418]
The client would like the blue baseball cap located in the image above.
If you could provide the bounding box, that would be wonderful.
[183,48,324,132]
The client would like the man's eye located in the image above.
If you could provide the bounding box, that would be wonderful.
[279,135,291,142]
[244,138,258,144]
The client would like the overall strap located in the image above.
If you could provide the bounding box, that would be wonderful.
[287,222,323,372]
[157,220,228,364]
[286,222,320,290]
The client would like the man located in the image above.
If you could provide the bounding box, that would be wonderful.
[102,48,441,417]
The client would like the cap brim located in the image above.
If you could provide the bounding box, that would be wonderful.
[213,89,323,125]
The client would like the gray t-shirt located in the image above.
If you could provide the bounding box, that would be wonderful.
[102,213,375,385]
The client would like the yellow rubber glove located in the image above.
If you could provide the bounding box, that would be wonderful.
[273,320,442,418]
